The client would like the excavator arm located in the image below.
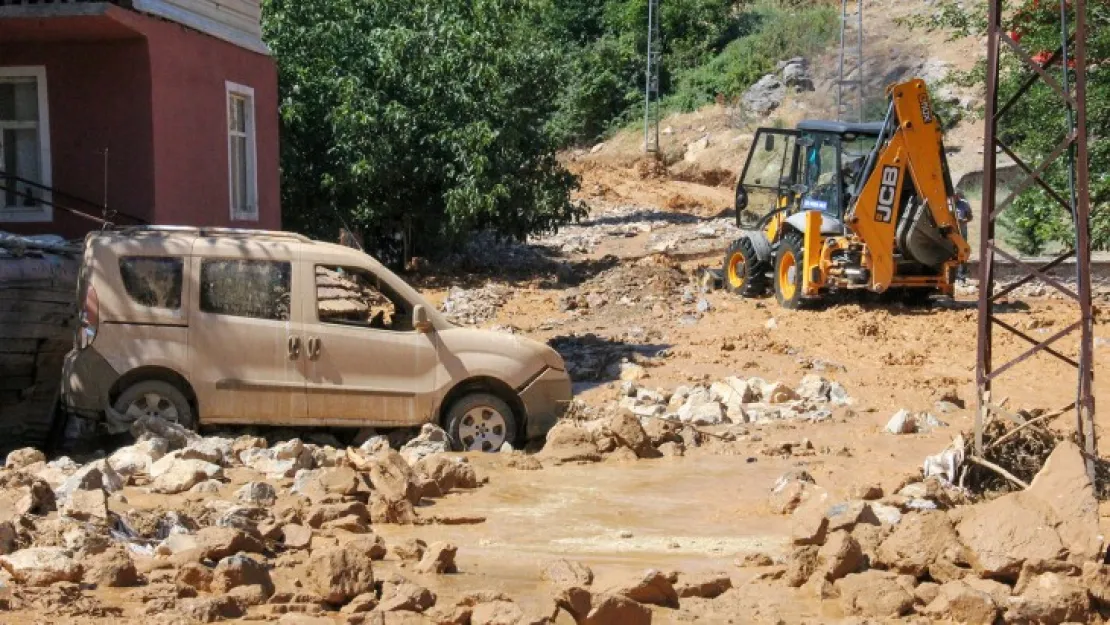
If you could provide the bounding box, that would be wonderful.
[845,79,972,291]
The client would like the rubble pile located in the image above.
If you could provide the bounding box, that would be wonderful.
[439,283,513,325]
[442,230,556,275]
[762,441,1109,622]
[547,334,668,382]
[558,256,689,316]
[531,205,696,255]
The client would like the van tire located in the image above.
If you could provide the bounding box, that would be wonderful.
[444,393,517,453]
[113,380,196,431]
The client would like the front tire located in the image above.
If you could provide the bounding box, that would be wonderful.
[113,380,196,430]
[723,237,769,297]
[774,231,807,309]
[444,393,518,452]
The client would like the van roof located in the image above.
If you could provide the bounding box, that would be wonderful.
[106,225,314,244]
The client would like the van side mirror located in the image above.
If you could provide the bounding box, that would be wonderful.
[764,133,776,151]
[413,305,433,333]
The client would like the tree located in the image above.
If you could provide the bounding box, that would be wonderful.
[263,0,585,264]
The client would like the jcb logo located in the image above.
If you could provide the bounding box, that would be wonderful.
[876,166,899,223]
[919,93,934,124]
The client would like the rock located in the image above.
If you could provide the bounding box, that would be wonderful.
[737,552,774,567]
[1083,562,1110,608]
[61,487,108,521]
[540,422,600,464]
[619,363,646,382]
[307,545,375,604]
[148,457,223,494]
[835,570,915,618]
[413,455,478,495]
[1004,572,1089,624]
[710,376,757,404]
[392,538,428,563]
[176,595,245,622]
[825,501,880,533]
[915,581,941,606]
[506,453,543,471]
[341,592,379,614]
[380,579,436,613]
[828,382,851,406]
[368,493,417,525]
[212,554,274,596]
[305,501,370,529]
[399,423,451,465]
[677,397,726,425]
[291,467,361,502]
[415,542,457,574]
[0,547,82,586]
[183,437,234,465]
[870,502,902,526]
[955,491,1066,582]
[0,522,15,555]
[613,569,678,608]
[675,572,731,598]
[885,409,915,434]
[176,562,214,591]
[1026,440,1102,562]
[790,487,830,545]
[606,412,654,458]
[849,484,883,500]
[5,448,45,469]
[768,470,816,515]
[922,580,999,623]
[228,584,270,608]
[585,593,651,625]
[131,414,198,449]
[762,381,799,404]
[109,438,169,478]
[815,531,864,582]
[365,449,422,505]
[194,527,266,562]
[55,459,124,504]
[234,481,277,506]
[240,439,313,479]
[875,510,965,580]
[215,504,269,534]
[556,585,593,622]
[189,479,222,495]
[784,546,818,587]
[795,375,832,402]
[349,534,388,561]
[542,559,594,588]
[82,546,138,587]
[743,74,786,116]
[281,524,312,549]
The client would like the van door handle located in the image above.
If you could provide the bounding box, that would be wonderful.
[307,336,321,360]
[288,336,301,359]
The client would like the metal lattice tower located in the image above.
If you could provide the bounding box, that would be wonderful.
[836,0,865,122]
[976,0,1096,478]
[643,0,661,153]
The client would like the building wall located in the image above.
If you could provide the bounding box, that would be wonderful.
[0,37,156,238]
[120,10,280,230]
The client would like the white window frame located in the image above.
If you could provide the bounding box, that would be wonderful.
[225,81,258,222]
[0,66,52,223]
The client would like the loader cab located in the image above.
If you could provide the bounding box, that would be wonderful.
[735,121,883,230]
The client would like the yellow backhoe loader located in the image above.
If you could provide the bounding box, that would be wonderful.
[723,78,971,308]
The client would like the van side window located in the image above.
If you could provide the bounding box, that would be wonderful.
[200,259,291,321]
[119,256,183,310]
[315,265,411,331]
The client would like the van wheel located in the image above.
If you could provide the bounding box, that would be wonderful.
[114,380,196,430]
[444,393,517,453]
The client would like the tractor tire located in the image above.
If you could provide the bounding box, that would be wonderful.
[774,231,807,310]
[723,237,769,297]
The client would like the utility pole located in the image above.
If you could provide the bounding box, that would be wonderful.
[644,0,661,153]
[836,0,865,122]
[976,0,1096,479]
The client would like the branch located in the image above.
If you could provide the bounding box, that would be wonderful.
[985,404,1071,451]
[968,454,1031,489]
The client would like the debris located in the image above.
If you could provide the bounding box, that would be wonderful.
[416,542,458,575]
[835,570,915,618]
[674,572,731,599]
[612,569,678,608]
[542,559,594,588]
[306,545,376,604]
[0,547,82,586]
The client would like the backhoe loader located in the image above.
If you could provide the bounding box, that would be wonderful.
[723,78,971,308]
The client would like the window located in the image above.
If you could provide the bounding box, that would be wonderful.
[0,67,51,222]
[315,265,412,331]
[200,259,290,321]
[226,82,257,221]
[119,257,184,310]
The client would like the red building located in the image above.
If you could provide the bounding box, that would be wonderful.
[0,0,280,237]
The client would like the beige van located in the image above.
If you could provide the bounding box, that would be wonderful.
[62,227,571,451]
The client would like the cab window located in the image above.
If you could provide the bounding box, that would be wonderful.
[801,135,842,218]
[315,265,413,331]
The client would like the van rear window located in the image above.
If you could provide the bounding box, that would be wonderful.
[200,259,291,321]
[119,256,183,310]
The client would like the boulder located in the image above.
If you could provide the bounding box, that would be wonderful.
[584,593,651,625]
[365,449,421,505]
[605,412,654,458]
[282,524,312,550]
[183,437,234,466]
[825,501,880,533]
[955,491,1066,582]
[743,74,786,116]
[305,502,370,529]
[0,521,16,555]
[108,438,169,478]
[61,487,108,521]
[349,534,388,561]
[768,471,816,515]
[55,459,123,504]
[399,423,451,465]
[676,395,726,425]
[148,457,223,494]
[307,545,375,604]
[613,568,678,608]
[240,439,313,479]
[176,561,214,592]
[790,487,831,545]
[0,547,82,586]
[176,596,245,622]
[392,538,427,563]
[81,545,138,587]
[0,471,55,522]
[540,422,601,464]
[835,570,915,618]
[368,493,417,524]
[340,592,379,614]
[1004,571,1090,624]
[212,554,274,596]
[235,481,277,506]
[795,375,832,402]
[416,542,458,574]
[5,448,45,469]
[542,559,594,588]
[291,467,361,502]
[1026,441,1102,562]
[922,579,999,623]
[470,599,527,625]
[885,409,915,434]
[875,510,964,579]
[379,579,436,613]
[131,414,198,449]
[675,572,732,599]
[194,527,265,562]
[762,381,799,404]
[815,531,864,582]
[413,456,479,495]
[1083,562,1110,608]
[784,545,818,587]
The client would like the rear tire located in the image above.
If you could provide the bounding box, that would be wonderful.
[774,231,807,309]
[113,380,196,430]
[723,238,770,297]
[444,392,518,453]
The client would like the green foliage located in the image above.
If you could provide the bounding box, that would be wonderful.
[907,0,1109,254]
[263,0,585,262]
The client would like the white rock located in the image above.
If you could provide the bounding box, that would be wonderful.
[0,547,81,586]
[795,375,832,402]
[149,459,223,494]
[5,448,45,470]
[762,381,800,404]
[183,437,235,466]
[241,440,313,479]
[109,438,169,478]
[235,482,277,506]
[677,399,726,426]
[871,503,903,526]
[885,409,915,434]
[357,436,391,456]
[400,424,451,464]
[55,459,123,505]
[828,382,852,406]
